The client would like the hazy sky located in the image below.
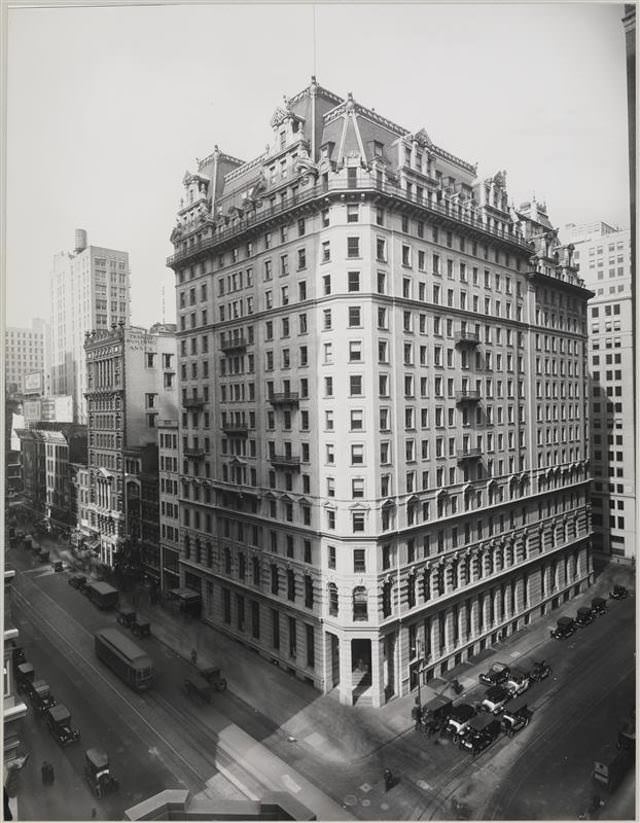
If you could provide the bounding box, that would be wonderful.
[5,2,631,329]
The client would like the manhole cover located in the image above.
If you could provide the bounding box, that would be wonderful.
[361,799,371,807]
[344,795,358,806]
[360,783,372,793]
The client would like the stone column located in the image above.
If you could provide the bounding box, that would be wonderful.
[371,636,385,708]
[430,613,440,660]
[458,600,468,644]
[469,597,479,638]
[338,636,353,706]
[444,608,455,652]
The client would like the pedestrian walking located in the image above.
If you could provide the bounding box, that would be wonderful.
[41,761,49,785]
[383,768,393,792]
[47,763,55,785]
[91,807,97,819]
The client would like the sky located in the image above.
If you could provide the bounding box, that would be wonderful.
[5,1,632,330]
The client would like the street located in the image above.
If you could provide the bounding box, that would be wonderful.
[8,535,636,821]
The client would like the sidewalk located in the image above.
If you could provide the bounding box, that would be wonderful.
[31,531,635,819]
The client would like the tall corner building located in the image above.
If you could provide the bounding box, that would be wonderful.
[563,221,635,561]
[50,229,131,423]
[167,79,594,707]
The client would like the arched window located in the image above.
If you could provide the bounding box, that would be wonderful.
[353,586,368,621]
[328,582,338,616]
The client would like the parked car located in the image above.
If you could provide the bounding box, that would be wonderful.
[46,704,80,746]
[481,685,512,715]
[610,585,629,600]
[414,694,453,736]
[53,560,63,573]
[445,703,476,741]
[575,606,593,627]
[505,668,530,697]
[479,662,510,687]
[527,659,551,682]
[69,574,87,590]
[15,662,35,694]
[459,714,502,754]
[591,597,608,616]
[501,703,533,736]
[26,680,56,715]
[550,616,575,639]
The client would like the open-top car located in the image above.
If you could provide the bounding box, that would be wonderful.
[479,662,510,686]
[481,685,512,715]
[550,616,575,639]
[501,702,533,736]
[47,704,80,746]
[610,584,629,600]
[84,748,119,798]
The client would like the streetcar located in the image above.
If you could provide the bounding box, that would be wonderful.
[94,628,153,690]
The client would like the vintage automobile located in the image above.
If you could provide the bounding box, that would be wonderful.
[550,616,575,639]
[413,694,453,736]
[53,560,63,573]
[117,607,136,628]
[479,662,510,687]
[610,584,629,600]
[445,703,476,741]
[527,659,551,682]
[26,680,56,715]
[69,574,87,590]
[197,665,227,692]
[481,685,512,715]
[46,704,80,746]
[459,714,502,754]
[84,748,119,798]
[131,616,151,638]
[184,673,221,704]
[505,668,530,697]
[15,662,35,693]
[591,597,608,616]
[501,703,533,737]
[575,606,594,627]
[9,641,26,666]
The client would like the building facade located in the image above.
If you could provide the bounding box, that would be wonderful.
[168,80,594,707]
[84,323,177,568]
[15,423,87,531]
[564,222,635,560]
[50,229,131,423]
[158,418,181,592]
[4,318,47,395]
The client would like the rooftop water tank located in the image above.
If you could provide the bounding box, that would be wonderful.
[75,229,87,253]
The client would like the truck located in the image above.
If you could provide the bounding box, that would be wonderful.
[86,581,119,610]
[46,704,80,746]
[414,694,453,735]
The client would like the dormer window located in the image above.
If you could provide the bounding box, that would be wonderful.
[374,141,383,157]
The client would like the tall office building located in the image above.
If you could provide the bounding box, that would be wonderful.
[563,222,635,561]
[83,323,177,568]
[4,318,47,394]
[50,229,131,423]
[167,79,594,707]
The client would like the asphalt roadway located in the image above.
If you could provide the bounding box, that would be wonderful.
[7,534,636,821]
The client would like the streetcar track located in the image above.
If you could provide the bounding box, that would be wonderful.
[13,580,211,787]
